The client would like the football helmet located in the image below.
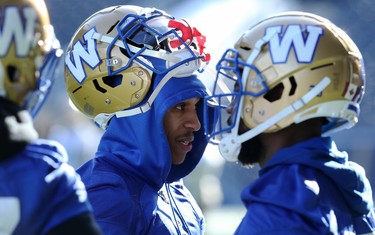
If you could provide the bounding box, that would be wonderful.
[64,5,210,129]
[204,11,365,161]
[0,0,62,117]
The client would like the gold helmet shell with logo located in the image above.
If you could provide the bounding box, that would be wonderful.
[0,0,61,116]
[65,5,154,120]
[205,11,365,161]
[235,11,364,134]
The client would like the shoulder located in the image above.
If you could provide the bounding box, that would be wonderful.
[240,164,349,234]
[243,165,322,218]
[77,158,154,217]
[77,157,166,234]
[23,139,87,198]
[252,164,321,200]
[237,202,326,234]
[82,168,157,234]
[1,139,70,178]
[26,139,68,164]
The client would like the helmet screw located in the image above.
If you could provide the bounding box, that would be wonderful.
[245,108,251,113]
[105,99,111,105]
[135,94,140,99]
[259,109,265,116]
[130,80,136,86]
[138,71,144,76]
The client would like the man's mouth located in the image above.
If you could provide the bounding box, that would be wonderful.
[178,135,194,151]
[179,135,194,145]
[180,140,191,145]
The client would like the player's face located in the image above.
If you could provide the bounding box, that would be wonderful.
[164,97,201,165]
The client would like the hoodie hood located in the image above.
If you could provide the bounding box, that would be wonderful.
[261,136,373,215]
[96,73,213,189]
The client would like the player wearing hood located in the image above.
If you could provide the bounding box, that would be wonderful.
[204,11,375,234]
[64,5,213,235]
[0,0,102,234]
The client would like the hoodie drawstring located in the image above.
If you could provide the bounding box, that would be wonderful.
[165,183,192,235]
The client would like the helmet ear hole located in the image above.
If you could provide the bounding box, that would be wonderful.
[102,74,123,88]
[264,83,284,102]
[7,65,20,82]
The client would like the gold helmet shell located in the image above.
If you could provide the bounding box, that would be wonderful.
[0,0,61,116]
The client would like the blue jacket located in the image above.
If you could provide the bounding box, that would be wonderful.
[235,136,375,235]
[77,74,212,234]
[0,139,93,235]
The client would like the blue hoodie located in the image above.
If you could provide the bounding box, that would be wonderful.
[77,73,213,235]
[235,136,375,234]
[0,139,93,235]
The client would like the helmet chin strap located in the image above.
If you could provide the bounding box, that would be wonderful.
[219,76,331,162]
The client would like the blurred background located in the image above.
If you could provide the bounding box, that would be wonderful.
[37,0,375,234]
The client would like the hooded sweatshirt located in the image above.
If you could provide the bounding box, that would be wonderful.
[0,99,95,235]
[77,73,213,235]
[235,136,375,235]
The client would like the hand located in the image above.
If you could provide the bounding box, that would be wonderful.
[5,110,38,143]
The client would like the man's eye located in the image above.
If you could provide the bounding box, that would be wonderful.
[176,105,183,110]
[175,104,185,110]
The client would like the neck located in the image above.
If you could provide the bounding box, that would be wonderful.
[258,118,323,167]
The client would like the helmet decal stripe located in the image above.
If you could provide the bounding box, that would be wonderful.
[342,82,359,101]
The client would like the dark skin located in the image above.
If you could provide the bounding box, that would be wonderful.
[238,118,323,167]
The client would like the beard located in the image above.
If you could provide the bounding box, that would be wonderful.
[226,113,265,166]
[237,135,264,166]
[235,118,264,166]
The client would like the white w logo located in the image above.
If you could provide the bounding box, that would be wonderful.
[65,28,101,84]
[266,25,324,64]
[0,7,37,57]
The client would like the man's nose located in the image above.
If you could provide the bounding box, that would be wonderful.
[184,111,201,131]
